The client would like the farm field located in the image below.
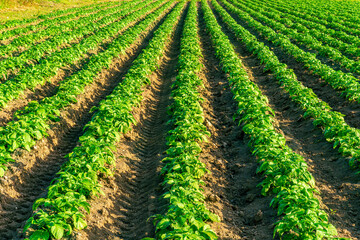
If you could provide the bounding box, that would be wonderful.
[0,0,360,239]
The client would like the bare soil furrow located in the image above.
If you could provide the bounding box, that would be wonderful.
[0,8,168,237]
[212,2,360,238]
[0,125,84,239]
[218,0,360,129]
[0,56,91,127]
[197,3,276,240]
[73,4,186,240]
[0,3,154,127]
[0,8,108,60]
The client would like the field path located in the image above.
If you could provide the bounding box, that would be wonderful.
[0,4,170,239]
[211,1,360,238]
[196,3,277,240]
[75,5,186,239]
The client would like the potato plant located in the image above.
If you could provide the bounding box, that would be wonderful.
[24,1,186,239]
[219,0,360,172]
[204,0,338,238]
[150,1,219,239]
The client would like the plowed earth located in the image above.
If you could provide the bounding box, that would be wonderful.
[0,1,359,240]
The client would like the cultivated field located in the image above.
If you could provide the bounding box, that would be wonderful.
[0,0,359,239]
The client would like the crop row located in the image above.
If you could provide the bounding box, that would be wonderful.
[218,0,360,171]
[264,0,360,46]
[241,0,360,63]
[203,0,337,238]
[247,0,360,53]
[263,0,360,28]
[150,1,219,239]
[23,1,185,239]
[0,1,111,31]
[0,2,119,57]
[0,0,154,111]
[0,0,137,81]
[0,0,169,177]
[0,2,117,41]
[232,0,360,101]
[261,0,360,36]
[226,0,360,104]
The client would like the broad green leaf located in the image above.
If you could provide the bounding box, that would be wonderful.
[33,131,43,140]
[29,230,50,240]
[328,224,338,235]
[0,167,5,177]
[50,224,64,239]
[73,215,87,230]
[157,218,171,230]
[202,230,218,240]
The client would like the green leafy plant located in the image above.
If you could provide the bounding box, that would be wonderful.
[244,0,360,58]
[219,0,360,172]
[0,0,149,109]
[24,1,186,239]
[0,0,163,178]
[0,0,127,76]
[150,1,219,239]
[228,0,360,103]
[203,0,339,238]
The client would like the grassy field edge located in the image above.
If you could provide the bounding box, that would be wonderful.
[0,0,119,22]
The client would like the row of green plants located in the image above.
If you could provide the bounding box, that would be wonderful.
[234,0,360,80]
[262,0,360,37]
[0,0,153,109]
[258,0,360,44]
[227,0,360,104]
[203,0,337,239]
[0,1,108,30]
[0,2,118,57]
[0,0,169,177]
[248,0,360,54]
[0,1,116,41]
[23,2,185,239]
[262,0,360,30]
[242,0,360,59]
[0,0,136,81]
[219,0,360,171]
[149,1,219,239]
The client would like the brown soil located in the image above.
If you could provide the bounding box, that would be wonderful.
[213,1,360,238]
[197,4,276,240]
[74,3,185,239]
[0,6,106,60]
[0,2,105,44]
[228,0,360,129]
[0,2,178,239]
[0,5,125,78]
[242,0,360,76]
[0,65,82,128]
[0,1,359,240]
[0,2,160,127]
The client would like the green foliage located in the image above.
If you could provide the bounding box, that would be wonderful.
[244,0,360,57]
[0,0,145,108]
[0,0,156,177]
[24,1,186,238]
[0,1,125,76]
[256,0,360,44]
[203,0,339,239]
[230,0,360,103]
[220,0,360,174]
[151,1,218,239]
